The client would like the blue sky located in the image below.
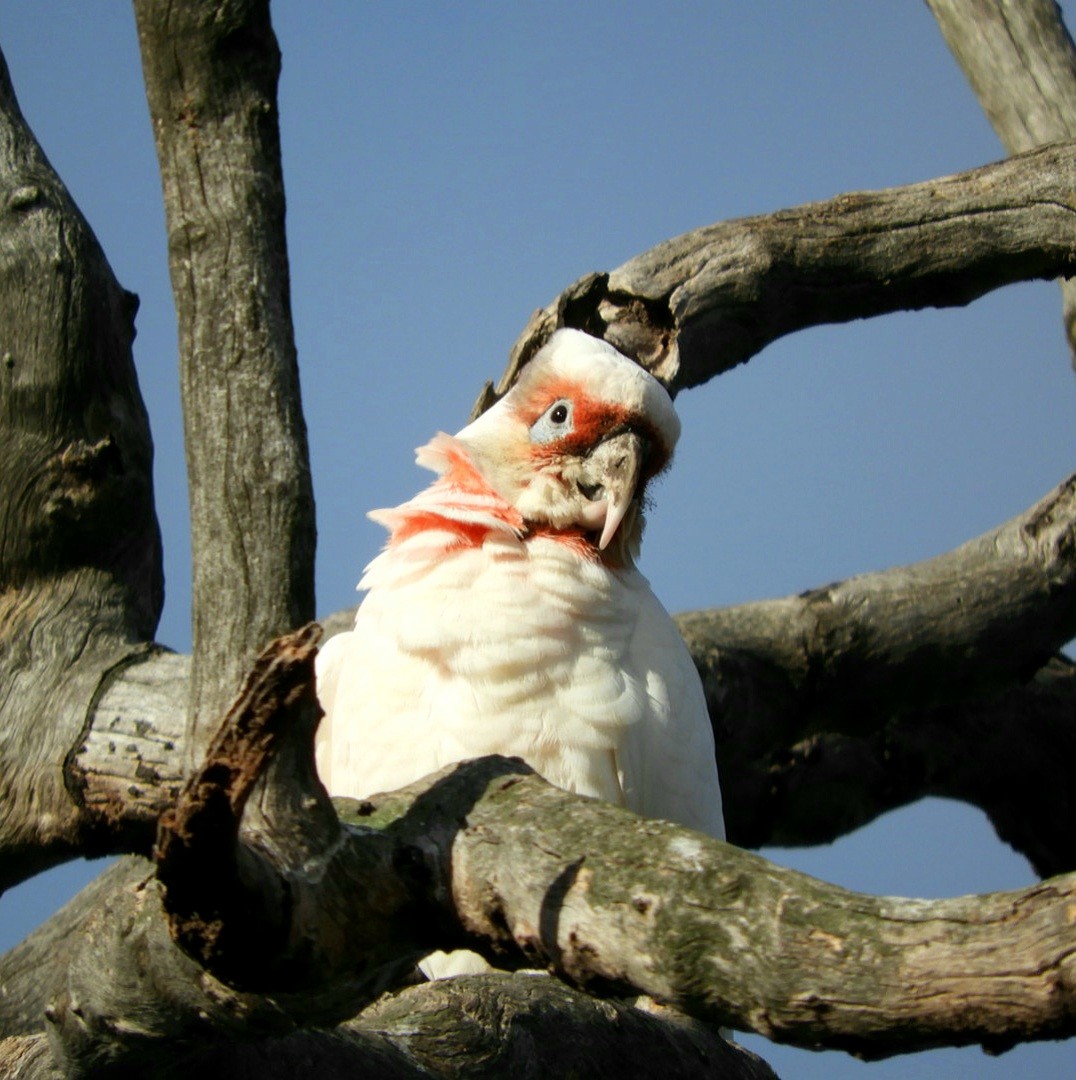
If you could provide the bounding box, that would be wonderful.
[1,4,1074,1076]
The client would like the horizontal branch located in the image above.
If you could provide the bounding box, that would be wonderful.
[8,473,1072,897]
[680,471,1076,734]
[4,607,1070,1071]
[47,753,1076,1064]
[681,472,1076,867]
[474,139,1076,409]
[727,657,1076,876]
[43,651,769,1077]
[367,762,1076,1059]
[348,975,777,1079]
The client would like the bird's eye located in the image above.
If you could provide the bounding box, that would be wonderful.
[529,398,574,444]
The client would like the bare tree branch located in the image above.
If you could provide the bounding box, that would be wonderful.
[348,977,777,1079]
[5,9,1076,1069]
[473,139,1076,412]
[928,0,1076,365]
[681,472,1076,735]
[39,747,1076,1066]
[678,472,1076,869]
[133,0,315,753]
[743,657,1076,872]
[928,0,1076,150]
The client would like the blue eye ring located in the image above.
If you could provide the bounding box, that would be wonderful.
[530,398,574,444]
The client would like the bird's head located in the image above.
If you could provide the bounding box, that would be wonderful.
[450,329,680,563]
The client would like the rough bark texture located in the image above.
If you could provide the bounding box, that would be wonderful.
[133,0,315,752]
[475,139,1076,412]
[0,42,162,894]
[34,651,766,1078]
[679,474,1076,867]
[32,745,1076,1068]
[374,763,1076,1060]
[3,2,1076,1074]
[928,0,1076,366]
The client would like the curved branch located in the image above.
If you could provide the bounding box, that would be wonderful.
[151,625,419,999]
[680,473,1076,865]
[476,139,1076,407]
[713,654,1076,866]
[349,977,777,1079]
[929,0,1076,365]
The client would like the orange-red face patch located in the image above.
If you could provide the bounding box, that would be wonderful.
[513,376,671,479]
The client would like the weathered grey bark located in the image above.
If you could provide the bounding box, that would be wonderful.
[0,859,149,1039]
[346,977,777,1079]
[715,655,1076,874]
[5,982,777,1080]
[38,733,1076,1067]
[0,1036,60,1079]
[4,3,1076,1073]
[3,865,772,1080]
[679,474,1076,869]
[682,472,1076,732]
[0,40,162,895]
[7,623,1068,1069]
[133,0,315,753]
[476,139,1076,411]
[928,0,1076,366]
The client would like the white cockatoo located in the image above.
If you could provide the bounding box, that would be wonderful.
[316,328,724,844]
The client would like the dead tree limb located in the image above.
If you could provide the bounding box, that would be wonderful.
[680,472,1076,869]
[681,472,1076,734]
[41,747,1076,1068]
[5,10,1076,1070]
[133,0,316,751]
[928,0,1076,366]
[475,139,1076,411]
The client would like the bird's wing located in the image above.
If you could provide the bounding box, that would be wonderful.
[614,571,725,839]
[313,629,349,792]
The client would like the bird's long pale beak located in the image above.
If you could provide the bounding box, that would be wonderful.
[578,430,645,550]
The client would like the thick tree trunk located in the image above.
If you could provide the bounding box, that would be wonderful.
[0,41,162,894]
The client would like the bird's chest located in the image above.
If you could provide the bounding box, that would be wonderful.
[358,536,646,752]
[369,537,631,668]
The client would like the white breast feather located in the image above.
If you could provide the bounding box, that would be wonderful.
[316,530,723,839]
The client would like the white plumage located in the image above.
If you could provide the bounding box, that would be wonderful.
[316,329,724,841]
